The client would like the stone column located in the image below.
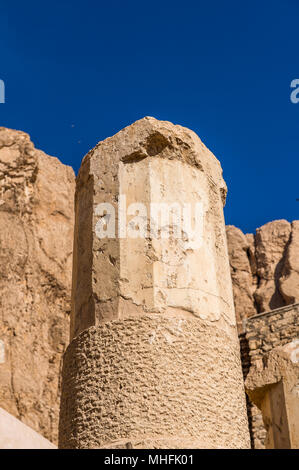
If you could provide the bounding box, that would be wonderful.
[246,339,299,449]
[59,117,250,449]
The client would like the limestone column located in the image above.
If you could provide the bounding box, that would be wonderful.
[59,117,250,449]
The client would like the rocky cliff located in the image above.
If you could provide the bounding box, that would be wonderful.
[226,220,299,331]
[0,127,75,444]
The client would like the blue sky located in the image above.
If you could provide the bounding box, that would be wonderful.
[0,0,298,233]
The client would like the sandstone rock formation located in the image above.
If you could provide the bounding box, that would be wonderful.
[59,117,250,449]
[280,220,299,305]
[226,220,299,330]
[0,127,75,444]
[255,220,291,312]
[226,226,257,328]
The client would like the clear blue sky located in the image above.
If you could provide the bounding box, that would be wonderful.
[0,0,298,233]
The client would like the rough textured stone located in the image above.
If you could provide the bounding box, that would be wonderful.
[226,220,299,331]
[0,127,75,444]
[60,117,250,449]
[246,339,299,449]
[242,303,299,449]
[226,226,256,329]
[255,220,291,312]
[60,318,250,449]
[280,221,299,304]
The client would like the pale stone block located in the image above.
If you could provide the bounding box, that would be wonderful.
[0,408,56,449]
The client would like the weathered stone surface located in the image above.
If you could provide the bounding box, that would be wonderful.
[246,339,299,448]
[0,407,56,449]
[226,220,298,330]
[60,117,250,449]
[255,220,291,312]
[226,226,256,329]
[0,127,75,444]
[242,303,299,449]
[70,116,234,339]
[60,318,251,449]
[280,221,299,304]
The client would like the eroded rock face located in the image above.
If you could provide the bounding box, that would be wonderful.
[255,220,291,312]
[280,221,299,305]
[0,127,75,444]
[226,220,298,330]
[226,226,256,328]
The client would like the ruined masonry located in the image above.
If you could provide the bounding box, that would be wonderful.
[227,221,299,448]
[1,119,298,449]
[241,303,299,449]
[59,117,250,448]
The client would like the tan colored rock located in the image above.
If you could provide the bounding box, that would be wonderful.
[280,221,299,304]
[70,117,233,338]
[226,225,256,329]
[245,233,258,283]
[60,117,250,449]
[246,339,299,448]
[254,220,291,312]
[226,220,299,327]
[0,127,75,444]
[226,220,299,448]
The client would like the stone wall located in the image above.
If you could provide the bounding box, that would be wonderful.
[241,303,299,448]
